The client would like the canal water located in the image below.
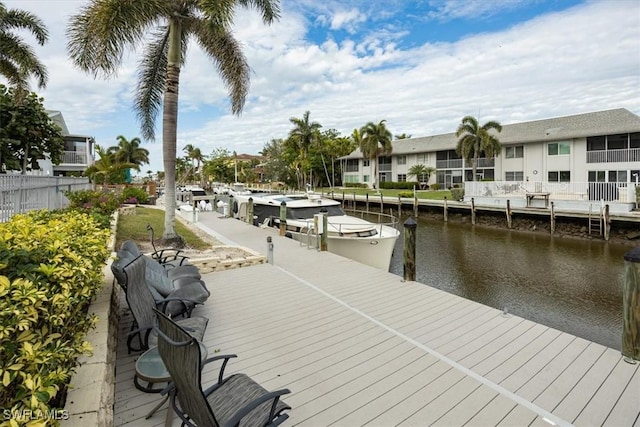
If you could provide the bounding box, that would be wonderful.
[387,217,628,350]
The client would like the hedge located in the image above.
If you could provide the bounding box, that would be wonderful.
[0,210,110,426]
[379,181,420,190]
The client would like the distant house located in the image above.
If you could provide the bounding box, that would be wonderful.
[341,108,640,190]
[37,110,95,176]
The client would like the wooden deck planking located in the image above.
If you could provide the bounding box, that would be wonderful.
[111,211,640,426]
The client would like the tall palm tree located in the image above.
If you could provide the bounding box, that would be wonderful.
[0,2,48,97]
[408,164,436,186]
[67,0,280,244]
[114,135,150,171]
[360,120,392,190]
[455,116,502,182]
[183,143,204,186]
[288,110,321,187]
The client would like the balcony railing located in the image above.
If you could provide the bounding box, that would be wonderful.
[587,148,640,163]
[436,159,463,169]
[62,151,88,165]
[378,164,392,172]
[465,181,635,203]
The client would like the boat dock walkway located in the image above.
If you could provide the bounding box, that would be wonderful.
[114,211,639,426]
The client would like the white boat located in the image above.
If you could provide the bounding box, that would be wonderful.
[227,182,252,196]
[232,192,400,270]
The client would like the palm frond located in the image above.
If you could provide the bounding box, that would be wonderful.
[194,21,249,115]
[134,27,169,141]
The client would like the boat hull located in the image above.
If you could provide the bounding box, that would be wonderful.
[287,226,399,271]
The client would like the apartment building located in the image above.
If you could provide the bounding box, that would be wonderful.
[341,108,640,192]
[39,110,95,176]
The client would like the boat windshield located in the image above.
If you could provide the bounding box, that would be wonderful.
[287,205,345,219]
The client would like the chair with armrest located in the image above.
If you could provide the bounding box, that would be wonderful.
[122,255,209,354]
[154,309,291,427]
[146,224,190,266]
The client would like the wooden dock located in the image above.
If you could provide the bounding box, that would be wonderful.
[114,211,639,426]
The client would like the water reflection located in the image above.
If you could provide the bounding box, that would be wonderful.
[388,218,628,350]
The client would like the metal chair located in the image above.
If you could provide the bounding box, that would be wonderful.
[122,256,209,354]
[154,308,291,427]
[146,224,190,266]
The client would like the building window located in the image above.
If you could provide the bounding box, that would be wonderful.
[505,146,524,159]
[363,159,370,167]
[397,174,407,182]
[505,171,524,181]
[345,159,358,172]
[397,155,406,165]
[548,171,570,182]
[548,142,570,156]
[608,170,628,183]
[344,175,358,183]
[588,171,606,182]
[363,175,369,182]
[417,154,428,164]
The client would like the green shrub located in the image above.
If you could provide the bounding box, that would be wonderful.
[398,191,414,198]
[430,183,441,190]
[0,210,110,424]
[379,181,419,190]
[64,189,120,229]
[121,186,149,204]
[451,188,465,201]
[344,182,368,188]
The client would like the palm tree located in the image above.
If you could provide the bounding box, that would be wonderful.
[67,0,280,244]
[183,143,204,186]
[395,133,412,139]
[0,2,49,97]
[85,144,136,185]
[455,116,502,182]
[114,134,150,182]
[408,164,436,187]
[360,120,392,190]
[288,111,321,188]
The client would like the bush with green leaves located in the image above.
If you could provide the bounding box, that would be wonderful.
[451,188,465,201]
[0,210,110,424]
[64,189,120,229]
[430,183,441,191]
[398,191,414,198]
[344,182,368,188]
[379,181,419,190]
[121,186,149,204]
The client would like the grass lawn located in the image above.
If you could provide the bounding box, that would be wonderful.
[116,206,212,250]
[318,187,452,200]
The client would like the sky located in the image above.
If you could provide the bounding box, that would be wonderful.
[3,0,640,174]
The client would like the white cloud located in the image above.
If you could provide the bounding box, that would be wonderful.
[2,0,639,174]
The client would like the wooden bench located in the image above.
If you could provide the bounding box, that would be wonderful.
[526,192,550,208]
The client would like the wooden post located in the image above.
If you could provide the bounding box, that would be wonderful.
[352,192,356,210]
[471,197,476,225]
[403,217,417,282]
[506,199,512,229]
[320,211,328,251]
[366,193,369,212]
[379,194,384,213]
[604,204,611,241]
[279,201,287,236]
[228,195,234,218]
[341,191,345,208]
[246,197,254,224]
[398,195,402,219]
[444,197,448,222]
[622,247,640,362]
[550,201,555,234]
[413,188,418,218]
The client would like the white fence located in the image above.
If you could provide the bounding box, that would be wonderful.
[464,181,636,204]
[0,175,92,222]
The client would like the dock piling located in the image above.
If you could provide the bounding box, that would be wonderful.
[471,198,476,225]
[403,218,417,282]
[279,201,287,236]
[506,199,512,229]
[320,211,328,251]
[247,197,254,224]
[550,201,555,234]
[604,205,611,241]
[622,248,640,363]
[444,197,448,222]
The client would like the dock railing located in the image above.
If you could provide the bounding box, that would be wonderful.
[464,181,635,203]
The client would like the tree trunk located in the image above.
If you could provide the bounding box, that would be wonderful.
[161,21,182,243]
